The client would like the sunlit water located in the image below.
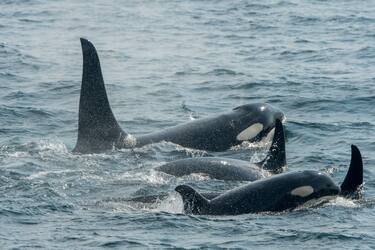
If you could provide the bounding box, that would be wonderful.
[1,0,375,248]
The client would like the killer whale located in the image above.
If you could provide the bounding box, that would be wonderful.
[73,38,285,153]
[124,118,284,204]
[175,145,363,215]
[156,119,286,181]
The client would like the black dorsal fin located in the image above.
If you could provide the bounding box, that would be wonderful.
[73,38,126,153]
[257,119,286,173]
[175,185,210,215]
[340,145,363,197]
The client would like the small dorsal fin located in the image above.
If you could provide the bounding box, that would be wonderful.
[340,145,363,197]
[175,185,210,214]
[257,119,286,173]
[73,38,126,153]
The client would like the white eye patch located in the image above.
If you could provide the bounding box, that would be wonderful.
[291,186,314,197]
[236,123,263,141]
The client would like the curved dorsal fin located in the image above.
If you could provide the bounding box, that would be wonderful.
[175,185,209,214]
[73,38,126,153]
[258,119,286,173]
[340,145,363,197]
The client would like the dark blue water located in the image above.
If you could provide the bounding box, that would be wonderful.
[1,0,375,248]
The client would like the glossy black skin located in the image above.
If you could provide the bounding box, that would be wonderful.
[157,157,266,181]
[131,146,363,208]
[133,103,285,152]
[73,38,285,153]
[156,118,286,181]
[176,170,340,215]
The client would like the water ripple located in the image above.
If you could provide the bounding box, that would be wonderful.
[1,0,375,248]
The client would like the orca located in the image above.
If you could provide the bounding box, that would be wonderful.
[175,145,363,215]
[156,119,286,181]
[73,38,285,153]
[127,119,284,204]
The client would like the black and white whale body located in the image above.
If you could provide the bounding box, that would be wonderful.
[123,119,284,204]
[73,38,285,154]
[175,145,363,215]
[156,119,286,181]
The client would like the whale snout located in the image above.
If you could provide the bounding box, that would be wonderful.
[318,182,341,197]
[273,108,286,123]
[261,103,285,123]
[276,111,285,123]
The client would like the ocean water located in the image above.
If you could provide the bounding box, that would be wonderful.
[0,0,375,248]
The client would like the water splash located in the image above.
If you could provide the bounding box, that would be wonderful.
[151,192,184,214]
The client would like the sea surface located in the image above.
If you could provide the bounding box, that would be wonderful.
[0,0,375,249]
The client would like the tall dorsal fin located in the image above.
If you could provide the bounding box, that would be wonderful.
[73,38,126,153]
[340,145,363,197]
[175,185,210,215]
[257,119,286,173]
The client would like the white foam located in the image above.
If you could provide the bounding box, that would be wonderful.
[151,192,184,214]
[299,196,359,210]
[25,169,77,180]
[180,173,211,181]
[171,142,208,157]
[297,196,333,209]
[123,134,137,147]
[220,160,229,165]
[329,196,358,208]
[8,151,30,158]
[117,170,170,185]
[103,192,184,214]
[37,140,69,153]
